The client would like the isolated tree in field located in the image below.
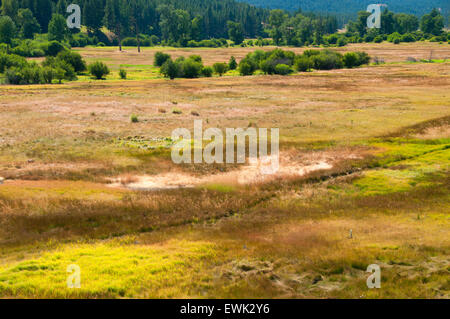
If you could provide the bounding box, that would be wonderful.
[420,9,444,36]
[0,16,16,45]
[89,61,110,79]
[17,9,41,39]
[213,62,228,76]
[48,14,68,42]
[227,21,244,45]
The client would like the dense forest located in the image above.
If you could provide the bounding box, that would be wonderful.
[0,0,269,40]
[241,0,450,20]
[0,0,447,51]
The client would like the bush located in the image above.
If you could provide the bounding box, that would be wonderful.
[88,61,110,79]
[56,50,87,73]
[393,38,400,44]
[189,55,202,63]
[326,34,339,45]
[119,68,127,79]
[274,64,292,75]
[0,53,27,73]
[5,65,44,85]
[337,37,348,47]
[294,55,312,72]
[42,66,54,84]
[201,66,213,77]
[228,56,237,70]
[154,52,171,67]
[311,50,343,70]
[388,32,402,43]
[42,56,77,81]
[343,52,359,68]
[180,59,203,78]
[374,36,383,43]
[130,114,139,123]
[213,62,228,76]
[355,52,370,65]
[401,33,416,43]
[239,61,254,76]
[45,41,66,57]
[122,37,138,46]
[160,59,179,79]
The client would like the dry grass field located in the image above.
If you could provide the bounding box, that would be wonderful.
[0,42,449,298]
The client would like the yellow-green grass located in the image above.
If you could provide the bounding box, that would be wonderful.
[0,239,216,298]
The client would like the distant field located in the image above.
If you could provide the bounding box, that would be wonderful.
[0,42,449,298]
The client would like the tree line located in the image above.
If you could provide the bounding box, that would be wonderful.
[0,0,448,51]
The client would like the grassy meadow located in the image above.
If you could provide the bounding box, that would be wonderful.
[0,42,449,298]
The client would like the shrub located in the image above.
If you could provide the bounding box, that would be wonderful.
[401,33,416,43]
[326,34,339,45]
[201,66,213,77]
[388,32,401,43]
[88,61,110,79]
[130,114,139,123]
[337,37,348,47]
[154,52,171,67]
[213,62,228,76]
[42,67,54,84]
[119,68,127,79]
[294,55,312,72]
[228,56,237,70]
[355,52,370,65]
[239,61,254,76]
[5,65,44,85]
[0,53,27,73]
[56,50,87,73]
[343,52,359,68]
[5,67,23,84]
[260,59,276,74]
[274,64,292,75]
[374,36,383,43]
[56,60,77,81]
[160,59,179,79]
[179,59,203,78]
[97,42,106,47]
[189,55,202,63]
[122,37,138,46]
[54,67,66,84]
[45,41,66,56]
[393,38,400,44]
[311,50,343,70]
[172,108,182,114]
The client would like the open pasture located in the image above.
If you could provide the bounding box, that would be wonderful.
[0,42,449,298]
